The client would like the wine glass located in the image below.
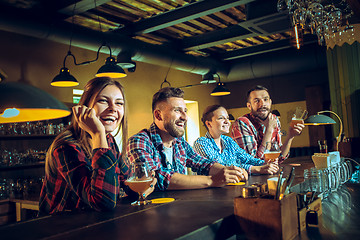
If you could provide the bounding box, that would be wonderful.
[264,142,281,163]
[125,161,153,206]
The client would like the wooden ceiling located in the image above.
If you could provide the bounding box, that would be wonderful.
[0,0,357,63]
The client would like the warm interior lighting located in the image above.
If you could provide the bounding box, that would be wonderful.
[210,82,231,96]
[278,0,353,45]
[0,82,71,123]
[210,73,230,96]
[51,51,79,87]
[51,67,79,87]
[304,110,342,151]
[95,56,127,78]
[52,43,127,87]
[294,25,301,50]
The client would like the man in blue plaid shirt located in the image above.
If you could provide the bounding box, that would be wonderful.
[126,87,248,191]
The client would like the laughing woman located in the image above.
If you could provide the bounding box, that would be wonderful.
[39,77,155,215]
[193,105,279,175]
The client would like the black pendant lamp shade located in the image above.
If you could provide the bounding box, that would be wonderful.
[51,67,79,87]
[0,82,71,123]
[211,82,231,96]
[96,56,127,78]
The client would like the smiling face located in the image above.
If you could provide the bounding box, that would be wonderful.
[247,90,272,120]
[206,107,230,136]
[157,97,187,138]
[92,84,124,134]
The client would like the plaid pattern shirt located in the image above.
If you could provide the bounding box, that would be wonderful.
[126,123,215,191]
[231,113,287,162]
[39,133,130,215]
[193,132,265,174]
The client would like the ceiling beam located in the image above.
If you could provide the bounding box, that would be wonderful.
[58,0,112,15]
[220,34,318,60]
[181,25,256,51]
[181,12,290,53]
[115,0,256,35]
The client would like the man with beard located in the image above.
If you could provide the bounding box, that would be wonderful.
[127,87,248,191]
[231,85,304,163]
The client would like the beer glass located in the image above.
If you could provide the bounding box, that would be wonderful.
[125,161,153,206]
[290,107,308,128]
[264,142,281,163]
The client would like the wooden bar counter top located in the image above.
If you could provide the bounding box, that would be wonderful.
[0,156,359,240]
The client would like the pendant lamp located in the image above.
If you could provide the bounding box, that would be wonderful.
[96,56,126,78]
[51,51,79,87]
[211,82,231,96]
[0,82,70,123]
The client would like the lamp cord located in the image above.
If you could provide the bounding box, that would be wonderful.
[68,2,77,52]
[160,57,174,88]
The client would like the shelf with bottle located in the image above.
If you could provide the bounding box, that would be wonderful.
[0,120,70,138]
[0,149,46,170]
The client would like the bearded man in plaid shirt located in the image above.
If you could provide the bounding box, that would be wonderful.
[127,87,248,191]
[231,85,304,163]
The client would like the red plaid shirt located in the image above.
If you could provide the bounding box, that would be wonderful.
[39,133,130,215]
[231,113,287,162]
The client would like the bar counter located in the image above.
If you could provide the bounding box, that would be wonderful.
[0,157,359,240]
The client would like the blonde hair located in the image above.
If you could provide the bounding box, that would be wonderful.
[45,77,128,175]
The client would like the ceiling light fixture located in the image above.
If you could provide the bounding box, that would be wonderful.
[210,73,230,96]
[51,0,126,87]
[92,0,126,79]
[290,24,303,49]
[51,51,79,87]
[277,0,354,45]
[95,44,127,78]
[51,2,79,87]
[0,82,70,123]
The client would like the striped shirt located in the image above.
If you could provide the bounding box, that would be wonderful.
[231,113,287,162]
[193,132,265,174]
[126,123,215,191]
[39,133,130,215]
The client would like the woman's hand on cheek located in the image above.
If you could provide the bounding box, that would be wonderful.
[72,105,106,137]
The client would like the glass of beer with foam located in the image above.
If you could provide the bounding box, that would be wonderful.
[264,142,281,163]
[290,107,308,128]
[125,161,154,205]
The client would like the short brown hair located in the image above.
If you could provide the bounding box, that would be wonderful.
[152,87,184,112]
[201,105,224,130]
[246,85,269,102]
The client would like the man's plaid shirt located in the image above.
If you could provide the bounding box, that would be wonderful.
[231,113,287,162]
[126,123,215,191]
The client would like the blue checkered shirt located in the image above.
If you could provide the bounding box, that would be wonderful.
[193,132,265,174]
[126,123,215,191]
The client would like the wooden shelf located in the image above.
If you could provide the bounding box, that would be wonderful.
[0,162,45,171]
[0,135,56,140]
